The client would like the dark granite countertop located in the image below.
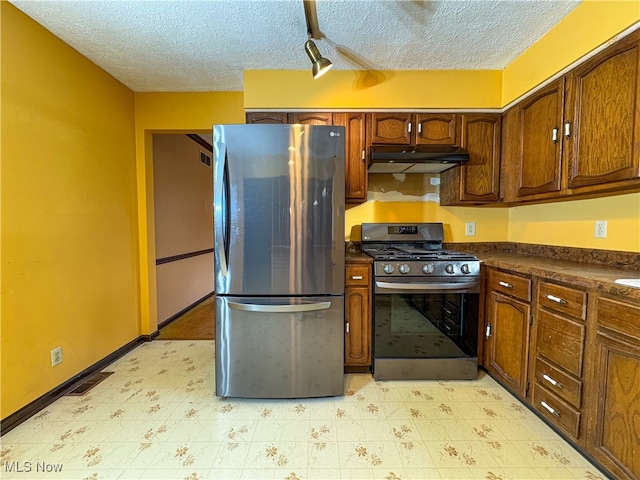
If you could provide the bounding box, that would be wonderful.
[477,252,640,301]
[345,243,373,264]
[346,240,640,300]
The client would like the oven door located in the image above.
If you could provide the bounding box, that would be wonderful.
[372,276,479,379]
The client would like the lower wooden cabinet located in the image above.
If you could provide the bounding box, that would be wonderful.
[482,266,640,480]
[345,263,372,367]
[484,269,532,398]
[587,295,640,480]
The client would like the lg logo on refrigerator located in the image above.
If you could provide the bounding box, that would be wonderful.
[329,131,341,137]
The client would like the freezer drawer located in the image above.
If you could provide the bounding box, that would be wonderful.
[215,295,345,398]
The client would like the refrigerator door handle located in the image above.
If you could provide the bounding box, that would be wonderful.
[214,142,230,276]
[228,301,332,313]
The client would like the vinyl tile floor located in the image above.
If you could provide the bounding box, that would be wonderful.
[1,340,606,480]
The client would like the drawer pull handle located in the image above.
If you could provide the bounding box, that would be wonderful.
[498,281,513,288]
[542,374,563,389]
[540,401,560,417]
[351,275,364,280]
[546,294,567,304]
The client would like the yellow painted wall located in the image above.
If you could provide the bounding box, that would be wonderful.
[244,70,502,109]
[133,92,244,334]
[1,3,138,417]
[509,194,640,252]
[346,202,509,243]
[502,1,640,105]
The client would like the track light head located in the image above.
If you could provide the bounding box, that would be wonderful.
[304,39,333,79]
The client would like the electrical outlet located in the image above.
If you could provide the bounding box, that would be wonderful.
[465,222,476,236]
[595,220,607,238]
[51,346,63,367]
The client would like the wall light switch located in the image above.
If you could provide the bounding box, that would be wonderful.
[595,220,607,238]
[465,222,476,236]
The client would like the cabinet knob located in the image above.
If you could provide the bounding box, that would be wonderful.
[564,122,571,138]
[552,128,559,143]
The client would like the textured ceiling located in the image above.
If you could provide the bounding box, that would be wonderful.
[10,0,581,92]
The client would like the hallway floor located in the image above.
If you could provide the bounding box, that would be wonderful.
[1,340,604,480]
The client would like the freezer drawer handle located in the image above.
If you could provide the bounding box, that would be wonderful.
[228,301,331,313]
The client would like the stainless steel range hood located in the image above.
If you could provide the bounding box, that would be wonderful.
[368,145,470,174]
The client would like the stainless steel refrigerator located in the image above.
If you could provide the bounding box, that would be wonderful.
[213,124,345,398]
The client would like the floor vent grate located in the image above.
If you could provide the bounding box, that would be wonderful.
[66,372,114,396]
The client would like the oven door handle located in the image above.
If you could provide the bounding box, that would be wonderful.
[375,281,479,292]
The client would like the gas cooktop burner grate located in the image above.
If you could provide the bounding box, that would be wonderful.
[362,247,477,262]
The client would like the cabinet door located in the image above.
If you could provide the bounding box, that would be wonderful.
[517,79,565,198]
[335,113,368,203]
[414,113,458,145]
[345,264,372,367]
[246,112,288,124]
[486,291,531,397]
[290,112,333,125]
[590,331,640,480]
[565,30,640,190]
[345,285,371,366]
[459,114,501,202]
[439,114,501,205]
[368,113,412,144]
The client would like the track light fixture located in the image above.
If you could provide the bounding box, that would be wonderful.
[304,39,333,79]
[303,0,332,79]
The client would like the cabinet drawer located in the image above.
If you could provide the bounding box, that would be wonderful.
[533,385,581,440]
[346,265,370,286]
[597,296,640,341]
[488,270,531,302]
[536,309,585,377]
[538,281,587,320]
[535,356,582,408]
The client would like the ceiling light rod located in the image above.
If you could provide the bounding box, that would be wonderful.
[303,0,322,39]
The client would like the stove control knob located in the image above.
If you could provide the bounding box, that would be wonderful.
[461,264,471,274]
[422,263,435,274]
[399,264,411,274]
[383,264,395,274]
[445,264,456,274]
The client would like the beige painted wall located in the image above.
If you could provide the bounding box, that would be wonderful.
[153,134,214,322]
[133,92,244,334]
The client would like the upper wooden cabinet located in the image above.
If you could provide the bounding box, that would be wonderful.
[440,114,501,205]
[503,30,640,203]
[334,113,368,203]
[368,113,459,146]
[245,112,289,124]
[246,111,368,204]
[516,79,565,199]
[246,112,333,125]
[564,30,640,192]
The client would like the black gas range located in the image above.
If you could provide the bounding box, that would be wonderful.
[361,223,480,381]
[362,223,480,286]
